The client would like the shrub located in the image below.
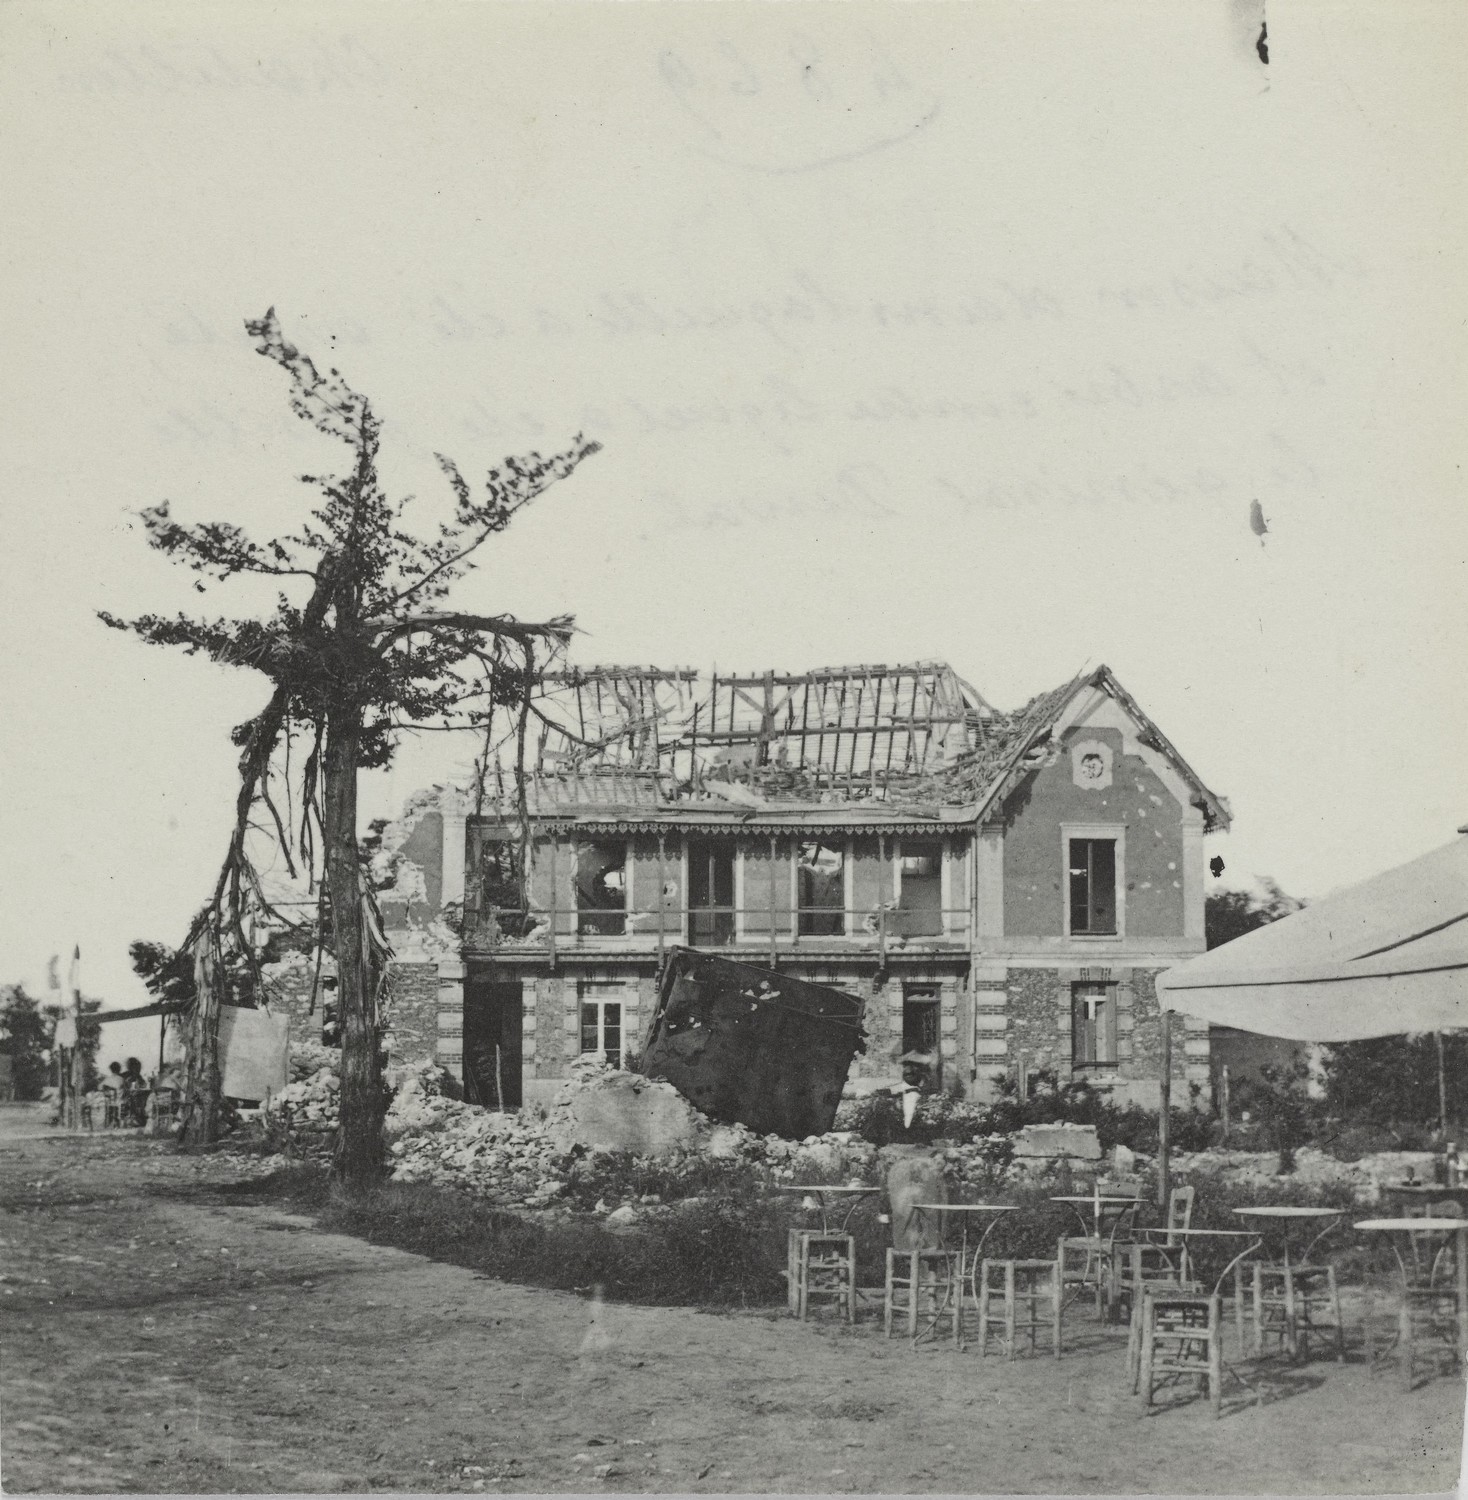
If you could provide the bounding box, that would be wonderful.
[837,1077,1215,1157]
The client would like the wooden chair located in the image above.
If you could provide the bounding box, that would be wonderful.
[1057,1181,1146,1318]
[1364,1227,1464,1390]
[1250,1262,1345,1362]
[1137,1288,1224,1418]
[793,1232,857,1323]
[883,1248,957,1339]
[978,1257,1062,1359]
[1119,1242,1198,1389]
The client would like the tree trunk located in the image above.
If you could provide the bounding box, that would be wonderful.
[183,941,222,1145]
[323,704,386,1189]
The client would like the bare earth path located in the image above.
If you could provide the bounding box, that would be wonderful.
[1,1106,1463,1495]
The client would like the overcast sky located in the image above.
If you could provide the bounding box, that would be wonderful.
[2,1,1465,1063]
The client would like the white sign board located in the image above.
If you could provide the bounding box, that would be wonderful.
[219,1005,289,1102]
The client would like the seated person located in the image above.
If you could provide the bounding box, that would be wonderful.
[120,1056,148,1126]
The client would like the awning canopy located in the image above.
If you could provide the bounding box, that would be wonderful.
[1157,834,1468,1041]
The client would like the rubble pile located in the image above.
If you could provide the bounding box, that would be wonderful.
[267,1066,342,1155]
[386,1082,568,1205]
[1171,1146,1440,1202]
[383,1064,888,1210]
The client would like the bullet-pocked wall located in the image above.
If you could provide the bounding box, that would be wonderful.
[1001,726,1186,941]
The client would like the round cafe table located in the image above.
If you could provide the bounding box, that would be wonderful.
[1377,1183,1468,1219]
[773,1183,879,1233]
[1234,1206,1347,1360]
[1052,1192,1145,1318]
[1133,1226,1265,1355]
[1233,1205,1345,1268]
[909,1203,1019,1350]
[776,1185,881,1318]
[1051,1192,1146,1240]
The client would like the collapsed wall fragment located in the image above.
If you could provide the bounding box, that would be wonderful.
[639,948,867,1139]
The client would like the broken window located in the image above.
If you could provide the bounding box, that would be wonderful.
[894,841,943,937]
[1072,982,1117,1068]
[1068,838,1118,935]
[576,841,627,936]
[687,839,735,945]
[579,983,624,1068]
[477,836,532,938]
[797,841,845,936]
[901,988,942,1092]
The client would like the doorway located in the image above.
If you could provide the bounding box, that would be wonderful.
[463,975,524,1110]
[687,839,735,945]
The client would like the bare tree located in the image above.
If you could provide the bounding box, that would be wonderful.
[102,310,599,1181]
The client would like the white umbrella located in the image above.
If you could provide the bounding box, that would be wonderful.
[1157,834,1468,1040]
[1151,832,1468,1201]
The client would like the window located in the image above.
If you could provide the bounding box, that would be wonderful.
[901,988,942,1092]
[797,841,845,936]
[1068,837,1117,935]
[579,984,624,1068]
[894,840,943,937]
[1072,982,1117,1067]
[687,839,735,945]
[478,837,531,938]
[576,841,627,936]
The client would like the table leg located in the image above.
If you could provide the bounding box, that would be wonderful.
[954,1220,969,1350]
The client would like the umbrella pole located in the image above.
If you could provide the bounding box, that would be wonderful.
[1158,1009,1172,1210]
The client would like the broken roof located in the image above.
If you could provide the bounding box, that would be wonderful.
[471,661,1229,831]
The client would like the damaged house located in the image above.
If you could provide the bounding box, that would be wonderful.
[269,662,1230,1113]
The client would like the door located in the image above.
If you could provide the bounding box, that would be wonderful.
[463,976,524,1109]
[687,839,735,945]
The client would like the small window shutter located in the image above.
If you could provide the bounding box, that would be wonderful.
[1072,988,1089,1065]
[1102,986,1118,1063]
[1092,841,1117,933]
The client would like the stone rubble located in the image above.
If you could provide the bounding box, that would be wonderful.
[262,1057,1442,1211]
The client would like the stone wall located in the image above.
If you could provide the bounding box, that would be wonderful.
[986,962,1209,1110]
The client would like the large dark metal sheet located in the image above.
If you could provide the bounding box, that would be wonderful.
[639,947,866,1139]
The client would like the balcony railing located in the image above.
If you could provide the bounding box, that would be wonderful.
[461,900,973,967]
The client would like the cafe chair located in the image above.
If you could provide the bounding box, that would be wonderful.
[792,1231,857,1323]
[1250,1262,1345,1363]
[977,1257,1063,1359]
[884,1248,958,1339]
[1137,1287,1225,1418]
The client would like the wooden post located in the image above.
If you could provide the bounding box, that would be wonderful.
[547,838,558,971]
[1158,1008,1173,1210]
[1220,1064,1231,1145]
[1437,1031,1448,1137]
[655,833,666,969]
[769,833,778,970]
[877,833,888,972]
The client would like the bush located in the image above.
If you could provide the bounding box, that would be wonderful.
[836,1076,1215,1156]
[557,1149,767,1211]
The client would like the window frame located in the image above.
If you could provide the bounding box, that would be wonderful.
[577,982,625,1068]
[900,985,943,1092]
[685,838,736,946]
[1071,980,1119,1070]
[795,838,848,937]
[891,838,948,938]
[1060,823,1126,940]
[573,838,630,938]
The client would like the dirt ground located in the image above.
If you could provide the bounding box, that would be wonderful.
[1,1104,1463,1495]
